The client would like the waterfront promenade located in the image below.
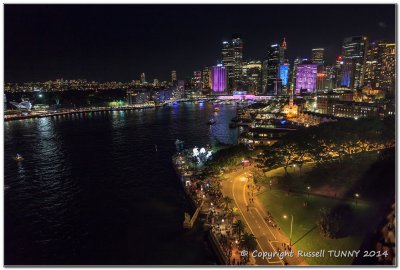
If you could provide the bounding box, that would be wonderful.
[4,104,157,121]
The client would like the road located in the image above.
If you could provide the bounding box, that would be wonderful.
[221,165,307,266]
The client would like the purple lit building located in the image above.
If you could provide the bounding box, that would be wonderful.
[295,64,318,94]
[211,65,227,93]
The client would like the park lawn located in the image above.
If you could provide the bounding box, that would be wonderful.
[264,162,315,179]
[257,189,380,265]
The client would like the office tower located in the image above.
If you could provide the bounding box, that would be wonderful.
[172,80,185,99]
[280,37,287,63]
[243,60,262,94]
[279,62,290,94]
[202,67,211,90]
[311,48,325,65]
[210,64,227,93]
[295,63,318,94]
[335,55,344,88]
[232,36,244,89]
[140,73,146,84]
[222,35,243,91]
[192,71,202,90]
[290,57,302,92]
[171,70,177,84]
[341,36,368,90]
[365,40,396,94]
[317,65,334,91]
[153,79,159,87]
[381,43,396,94]
[265,44,281,95]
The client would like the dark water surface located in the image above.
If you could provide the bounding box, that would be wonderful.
[4,102,239,265]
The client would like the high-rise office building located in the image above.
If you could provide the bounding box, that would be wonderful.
[242,60,262,94]
[334,55,344,88]
[192,71,202,90]
[295,63,318,94]
[171,70,177,84]
[317,65,334,91]
[210,65,227,93]
[341,36,368,90]
[222,36,243,91]
[279,63,290,89]
[364,41,396,94]
[202,67,211,90]
[280,38,287,64]
[265,44,281,95]
[381,43,396,94]
[311,48,325,65]
[140,73,146,84]
[290,57,302,92]
[153,79,159,87]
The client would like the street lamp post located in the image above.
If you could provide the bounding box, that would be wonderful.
[283,214,294,247]
[307,186,311,198]
[355,193,359,205]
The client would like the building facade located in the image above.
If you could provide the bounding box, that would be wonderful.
[295,63,318,94]
[311,48,325,65]
[210,65,227,93]
[341,36,368,90]
[222,36,243,91]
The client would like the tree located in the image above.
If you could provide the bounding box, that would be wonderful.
[221,196,233,210]
[225,208,238,224]
[232,219,246,238]
[275,142,297,175]
[239,232,258,262]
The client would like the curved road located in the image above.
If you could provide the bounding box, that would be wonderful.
[221,166,307,266]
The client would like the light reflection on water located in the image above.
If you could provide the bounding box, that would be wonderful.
[4,102,238,265]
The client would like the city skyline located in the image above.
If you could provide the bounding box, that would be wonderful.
[5,4,395,83]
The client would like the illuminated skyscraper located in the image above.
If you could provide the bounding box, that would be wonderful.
[242,60,262,94]
[365,41,395,93]
[279,63,289,88]
[222,35,243,91]
[381,43,396,94]
[335,55,344,88]
[192,71,202,90]
[311,48,325,65]
[341,36,368,90]
[290,57,302,92]
[280,37,287,64]
[202,67,211,90]
[140,73,146,84]
[171,70,177,84]
[265,44,281,95]
[295,63,318,94]
[210,65,227,93]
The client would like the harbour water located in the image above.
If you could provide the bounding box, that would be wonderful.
[4,102,239,265]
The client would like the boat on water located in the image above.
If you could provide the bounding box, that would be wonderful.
[14,154,24,161]
[213,107,220,112]
[207,118,216,125]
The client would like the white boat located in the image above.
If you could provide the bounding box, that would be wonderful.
[14,154,24,161]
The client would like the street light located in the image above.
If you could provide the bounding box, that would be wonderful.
[307,186,311,198]
[283,214,294,247]
[355,193,360,205]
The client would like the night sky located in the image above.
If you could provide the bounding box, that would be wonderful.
[5,4,396,83]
